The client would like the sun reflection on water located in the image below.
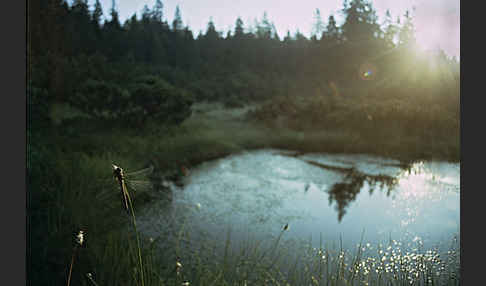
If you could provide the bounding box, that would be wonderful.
[384,161,460,243]
[398,162,439,198]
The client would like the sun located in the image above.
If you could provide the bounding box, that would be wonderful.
[412,17,456,55]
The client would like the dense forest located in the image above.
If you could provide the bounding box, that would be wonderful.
[27,1,460,285]
[28,0,459,128]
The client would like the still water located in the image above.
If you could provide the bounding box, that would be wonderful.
[138,149,460,254]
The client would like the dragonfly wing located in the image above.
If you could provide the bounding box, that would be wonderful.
[126,180,155,193]
[97,177,121,202]
[125,165,154,178]
[96,187,115,202]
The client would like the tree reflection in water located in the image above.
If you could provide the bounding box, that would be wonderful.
[304,160,399,222]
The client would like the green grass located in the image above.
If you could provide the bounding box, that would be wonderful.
[28,100,459,285]
[137,223,460,286]
[246,91,459,163]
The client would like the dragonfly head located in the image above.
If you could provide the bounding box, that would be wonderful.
[112,164,123,178]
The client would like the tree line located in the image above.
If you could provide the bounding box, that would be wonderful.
[28,0,459,127]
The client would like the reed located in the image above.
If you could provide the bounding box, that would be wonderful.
[29,101,459,285]
[66,230,84,286]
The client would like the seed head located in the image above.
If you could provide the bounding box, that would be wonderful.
[176,261,182,276]
[76,230,85,246]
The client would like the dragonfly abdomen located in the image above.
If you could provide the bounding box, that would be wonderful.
[113,164,130,213]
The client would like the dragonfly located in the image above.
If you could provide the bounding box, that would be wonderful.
[110,164,156,213]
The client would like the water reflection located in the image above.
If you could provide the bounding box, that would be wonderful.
[301,159,399,222]
[138,150,459,255]
[327,168,398,222]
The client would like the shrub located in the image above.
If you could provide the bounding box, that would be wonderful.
[69,76,194,127]
[128,75,194,125]
[70,79,129,119]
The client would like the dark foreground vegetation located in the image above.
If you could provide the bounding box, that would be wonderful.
[28,0,460,285]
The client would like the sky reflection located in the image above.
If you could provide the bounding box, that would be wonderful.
[138,150,460,252]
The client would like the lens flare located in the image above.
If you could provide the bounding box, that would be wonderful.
[359,63,377,81]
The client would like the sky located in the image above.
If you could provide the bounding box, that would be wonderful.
[87,0,460,58]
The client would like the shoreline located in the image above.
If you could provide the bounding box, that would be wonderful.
[149,104,459,188]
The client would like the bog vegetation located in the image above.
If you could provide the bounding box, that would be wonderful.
[28,0,460,285]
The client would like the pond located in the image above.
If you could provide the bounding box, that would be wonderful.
[138,149,459,265]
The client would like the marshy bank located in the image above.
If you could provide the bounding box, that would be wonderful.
[160,96,459,173]
[137,149,459,285]
[28,101,459,285]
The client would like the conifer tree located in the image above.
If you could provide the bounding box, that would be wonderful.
[92,0,103,29]
[323,14,340,43]
[341,0,380,43]
[312,9,325,39]
[383,9,398,48]
[205,18,220,41]
[152,0,163,22]
[256,12,273,39]
[141,4,151,21]
[172,5,183,31]
[107,0,120,29]
[234,17,245,39]
[102,0,124,60]
[398,10,416,47]
[69,0,92,54]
